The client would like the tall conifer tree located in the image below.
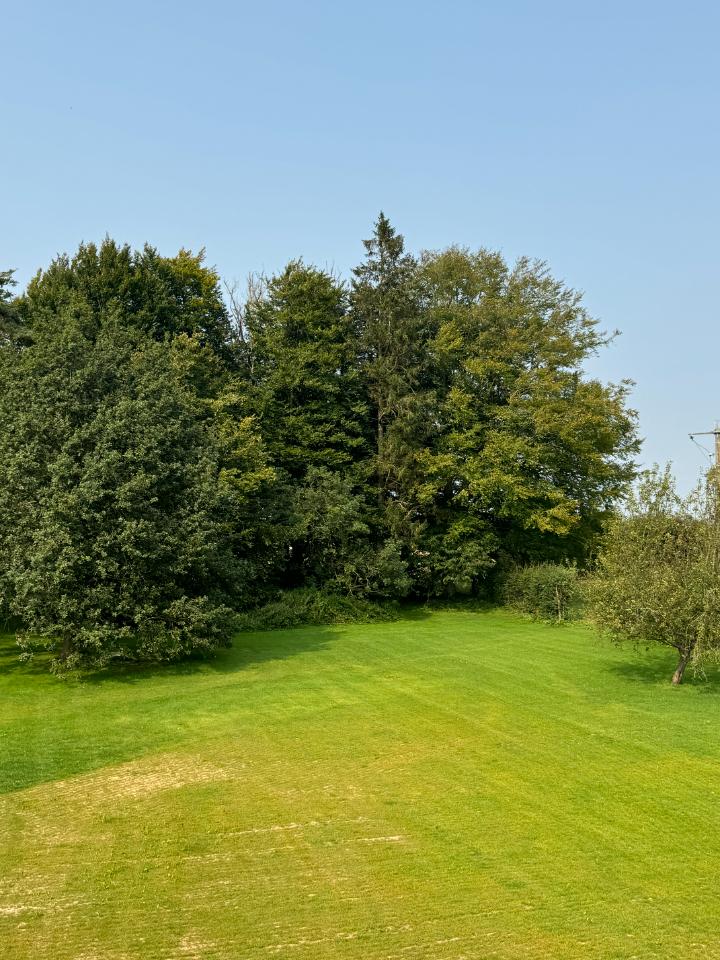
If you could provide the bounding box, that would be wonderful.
[351,215,433,542]
[242,262,368,479]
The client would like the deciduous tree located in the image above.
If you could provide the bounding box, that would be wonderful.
[587,467,720,684]
[415,246,638,593]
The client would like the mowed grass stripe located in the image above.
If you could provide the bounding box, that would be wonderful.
[2,609,720,958]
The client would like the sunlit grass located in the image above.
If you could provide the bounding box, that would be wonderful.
[2,609,720,959]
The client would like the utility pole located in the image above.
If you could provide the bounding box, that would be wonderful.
[689,427,720,468]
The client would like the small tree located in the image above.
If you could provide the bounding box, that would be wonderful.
[587,467,720,684]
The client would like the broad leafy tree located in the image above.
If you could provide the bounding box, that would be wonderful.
[588,467,720,684]
[0,311,271,670]
[413,246,639,594]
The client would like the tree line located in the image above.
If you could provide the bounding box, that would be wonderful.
[0,216,639,670]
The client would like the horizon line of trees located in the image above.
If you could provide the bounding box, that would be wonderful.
[0,215,639,670]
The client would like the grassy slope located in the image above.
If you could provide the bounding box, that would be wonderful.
[2,609,720,959]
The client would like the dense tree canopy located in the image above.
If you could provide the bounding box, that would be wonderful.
[18,239,233,360]
[0,216,640,667]
[0,313,271,670]
[241,261,368,479]
[414,246,638,590]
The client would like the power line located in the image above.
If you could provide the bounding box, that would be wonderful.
[689,427,720,467]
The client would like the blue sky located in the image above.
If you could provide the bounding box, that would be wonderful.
[3,0,718,490]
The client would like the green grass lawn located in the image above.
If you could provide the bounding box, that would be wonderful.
[2,609,720,959]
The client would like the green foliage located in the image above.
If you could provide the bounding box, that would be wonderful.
[0,268,24,345]
[290,468,411,598]
[19,239,233,360]
[411,514,499,598]
[238,221,638,606]
[234,587,397,632]
[416,246,639,579]
[586,466,720,684]
[1,222,640,663]
[351,215,433,542]
[498,563,582,621]
[242,262,368,478]
[333,537,411,600]
[0,315,268,670]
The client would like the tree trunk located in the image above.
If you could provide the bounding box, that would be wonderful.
[671,645,695,685]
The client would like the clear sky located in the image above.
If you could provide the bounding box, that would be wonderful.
[3,0,718,491]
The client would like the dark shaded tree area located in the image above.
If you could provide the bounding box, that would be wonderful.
[0,220,639,668]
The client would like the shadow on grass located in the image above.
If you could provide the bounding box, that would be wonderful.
[0,622,342,685]
[0,600,484,685]
[0,624,345,795]
[608,655,720,692]
[0,633,52,678]
[85,603,439,685]
[83,623,344,686]
[0,606,441,794]
[0,600,444,684]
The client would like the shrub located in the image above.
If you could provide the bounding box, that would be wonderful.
[235,588,398,632]
[498,563,582,621]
